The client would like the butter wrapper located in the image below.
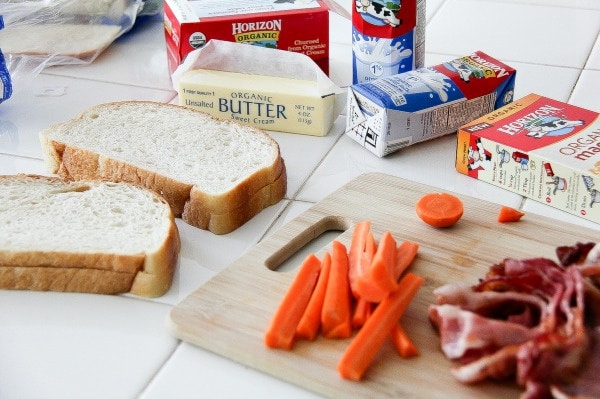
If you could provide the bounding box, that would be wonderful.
[345,51,516,157]
[172,40,345,136]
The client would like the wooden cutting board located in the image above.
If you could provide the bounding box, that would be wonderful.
[168,172,599,398]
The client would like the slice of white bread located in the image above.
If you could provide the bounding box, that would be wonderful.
[0,24,122,59]
[0,174,180,297]
[39,101,287,234]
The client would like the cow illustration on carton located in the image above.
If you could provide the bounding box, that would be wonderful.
[525,116,585,139]
[355,0,401,27]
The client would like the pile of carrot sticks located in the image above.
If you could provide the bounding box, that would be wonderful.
[264,221,424,381]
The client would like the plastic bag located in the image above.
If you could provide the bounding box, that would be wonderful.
[0,0,161,104]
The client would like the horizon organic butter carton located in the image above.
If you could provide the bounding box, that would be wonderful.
[456,93,600,224]
[163,0,329,74]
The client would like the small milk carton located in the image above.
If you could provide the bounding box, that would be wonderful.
[163,0,329,74]
[346,51,516,157]
[352,0,426,84]
[456,93,600,224]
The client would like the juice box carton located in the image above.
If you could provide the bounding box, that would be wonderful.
[346,51,516,157]
[163,0,329,74]
[456,93,600,224]
[352,0,426,84]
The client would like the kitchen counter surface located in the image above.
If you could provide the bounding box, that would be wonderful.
[1,1,599,398]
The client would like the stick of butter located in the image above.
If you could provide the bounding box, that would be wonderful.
[178,69,335,136]
[172,40,344,137]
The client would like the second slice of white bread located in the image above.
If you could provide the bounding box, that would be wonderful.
[0,174,180,297]
[39,101,287,234]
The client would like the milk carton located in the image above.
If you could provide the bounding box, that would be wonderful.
[163,0,329,74]
[346,51,516,157]
[456,93,600,224]
[352,0,425,84]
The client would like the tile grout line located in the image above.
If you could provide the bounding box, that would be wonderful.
[258,130,347,243]
[136,340,183,398]
[567,30,600,103]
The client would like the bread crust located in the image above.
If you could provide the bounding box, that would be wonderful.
[0,266,136,295]
[0,174,180,297]
[40,101,288,234]
[183,162,287,234]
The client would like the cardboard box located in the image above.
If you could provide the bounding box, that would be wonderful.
[163,0,329,74]
[345,51,516,157]
[456,93,600,224]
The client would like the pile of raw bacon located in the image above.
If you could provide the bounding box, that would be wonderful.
[429,242,600,399]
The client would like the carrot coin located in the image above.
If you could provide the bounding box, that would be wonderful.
[415,192,463,228]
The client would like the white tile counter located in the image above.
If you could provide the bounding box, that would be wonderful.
[0,1,599,398]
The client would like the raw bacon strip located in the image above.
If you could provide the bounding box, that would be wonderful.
[551,326,600,399]
[450,344,520,383]
[429,304,538,359]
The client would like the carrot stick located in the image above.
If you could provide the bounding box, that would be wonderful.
[337,272,425,380]
[365,231,376,259]
[394,241,419,279]
[390,322,420,358]
[296,252,332,341]
[355,231,397,302]
[497,205,525,223]
[348,221,373,298]
[264,253,322,349]
[321,240,352,339]
[416,192,463,228]
[351,297,373,329]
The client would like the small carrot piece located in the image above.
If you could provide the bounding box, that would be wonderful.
[351,297,373,329]
[321,240,353,339]
[416,192,464,228]
[497,205,525,223]
[296,252,332,341]
[355,231,398,302]
[348,221,374,298]
[264,253,322,350]
[337,272,424,381]
[390,323,420,358]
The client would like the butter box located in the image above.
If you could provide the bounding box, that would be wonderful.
[172,40,343,136]
[456,93,600,224]
[163,0,329,74]
[345,51,516,157]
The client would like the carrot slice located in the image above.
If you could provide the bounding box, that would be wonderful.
[348,221,374,298]
[296,252,332,341]
[390,323,420,358]
[351,297,373,329]
[321,240,352,339]
[264,253,322,349]
[355,231,398,302]
[497,205,525,223]
[416,192,464,228]
[337,272,425,380]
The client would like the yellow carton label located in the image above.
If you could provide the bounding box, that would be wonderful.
[178,69,335,136]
